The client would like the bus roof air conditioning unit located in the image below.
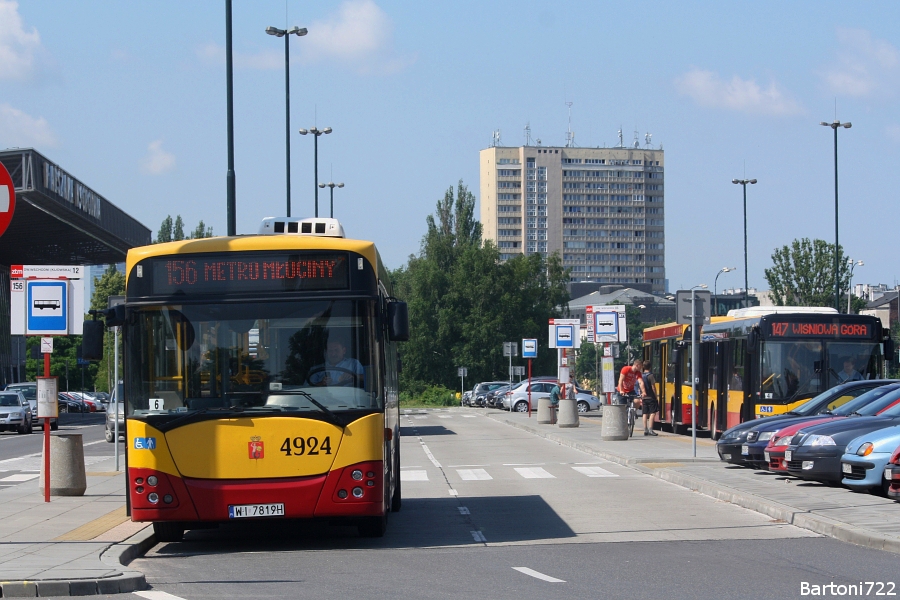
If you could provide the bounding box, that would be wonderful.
[259,217,345,238]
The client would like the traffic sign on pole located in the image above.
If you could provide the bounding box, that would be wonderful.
[0,161,16,238]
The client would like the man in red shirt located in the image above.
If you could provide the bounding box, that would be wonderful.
[617,359,643,399]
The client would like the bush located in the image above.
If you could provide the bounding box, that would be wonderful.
[400,383,457,407]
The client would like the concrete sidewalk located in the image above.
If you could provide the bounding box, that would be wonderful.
[486,408,900,554]
[0,453,153,597]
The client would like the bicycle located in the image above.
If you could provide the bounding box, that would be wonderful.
[622,392,638,437]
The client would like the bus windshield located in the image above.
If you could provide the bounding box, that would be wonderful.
[124,299,382,418]
[761,340,881,402]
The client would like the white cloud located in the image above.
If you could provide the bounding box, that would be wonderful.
[674,68,804,116]
[0,0,41,80]
[197,1,413,74]
[140,140,175,175]
[821,28,900,97]
[0,103,57,147]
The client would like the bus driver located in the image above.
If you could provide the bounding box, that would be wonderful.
[308,340,364,387]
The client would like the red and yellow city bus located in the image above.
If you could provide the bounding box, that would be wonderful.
[644,307,889,439]
[98,217,408,541]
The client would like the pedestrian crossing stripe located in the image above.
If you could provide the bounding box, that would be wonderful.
[571,466,616,477]
[514,467,555,479]
[457,469,492,480]
[400,466,620,482]
[400,470,428,481]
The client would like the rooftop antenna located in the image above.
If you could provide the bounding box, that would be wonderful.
[617,127,623,148]
[565,101,575,147]
[491,129,501,147]
[644,132,653,148]
[633,130,640,148]
[524,123,532,146]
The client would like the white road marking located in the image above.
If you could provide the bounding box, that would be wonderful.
[0,474,39,482]
[437,415,452,419]
[458,507,470,515]
[418,439,442,468]
[448,464,487,468]
[457,469,492,481]
[515,467,555,479]
[413,416,428,419]
[512,567,565,583]
[461,415,477,418]
[572,466,618,477]
[448,489,458,496]
[471,530,486,542]
[399,465,422,469]
[400,470,428,481]
[134,591,190,600]
[503,463,545,466]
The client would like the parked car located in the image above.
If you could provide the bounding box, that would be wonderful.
[105,384,124,443]
[717,381,900,468]
[840,424,900,495]
[58,393,88,413]
[501,381,601,413]
[460,391,472,406]
[485,384,512,408]
[5,382,57,430]
[66,392,102,412]
[0,391,32,434]
[784,400,900,484]
[886,446,900,500]
[470,382,508,407]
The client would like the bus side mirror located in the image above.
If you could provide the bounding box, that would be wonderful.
[747,327,759,353]
[82,320,105,361]
[885,337,895,363]
[387,302,409,342]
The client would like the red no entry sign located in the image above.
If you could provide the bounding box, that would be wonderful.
[0,161,16,238]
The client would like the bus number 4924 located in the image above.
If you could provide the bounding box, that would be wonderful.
[280,436,332,456]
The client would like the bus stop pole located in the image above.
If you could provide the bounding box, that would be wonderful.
[691,291,697,458]
[114,326,119,471]
[43,352,50,503]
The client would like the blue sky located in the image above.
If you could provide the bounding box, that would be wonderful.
[3,1,900,293]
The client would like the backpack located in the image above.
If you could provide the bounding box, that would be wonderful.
[641,372,657,401]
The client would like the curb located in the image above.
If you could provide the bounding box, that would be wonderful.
[0,527,154,597]
[487,412,900,555]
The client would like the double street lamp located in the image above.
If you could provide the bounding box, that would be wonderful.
[847,259,864,313]
[820,119,852,311]
[299,127,332,217]
[713,267,737,316]
[265,25,308,217]
[732,178,756,308]
[318,181,345,218]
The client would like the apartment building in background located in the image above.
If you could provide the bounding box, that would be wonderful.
[479,142,665,293]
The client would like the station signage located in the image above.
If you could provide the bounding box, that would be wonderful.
[10,265,85,336]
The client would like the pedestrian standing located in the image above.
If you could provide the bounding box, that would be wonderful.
[638,363,659,436]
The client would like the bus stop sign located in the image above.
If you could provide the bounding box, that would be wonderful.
[0,161,16,238]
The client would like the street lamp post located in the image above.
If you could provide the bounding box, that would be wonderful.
[732,178,756,308]
[821,119,852,311]
[690,283,708,458]
[266,25,308,217]
[713,267,736,316]
[847,259,864,313]
[318,182,345,218]
[298,127,332,217]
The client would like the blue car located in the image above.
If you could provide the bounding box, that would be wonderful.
[840,424,900,495]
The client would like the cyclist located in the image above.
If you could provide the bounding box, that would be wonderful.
[617,358,643,403]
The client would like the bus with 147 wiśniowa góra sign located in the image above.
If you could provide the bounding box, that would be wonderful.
[85,216,409,542]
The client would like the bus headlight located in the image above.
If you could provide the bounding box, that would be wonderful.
[352,487,364,498]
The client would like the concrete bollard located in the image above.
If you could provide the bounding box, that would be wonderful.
[601,404,629,441]
[536,397,556,424]
[39,434,87,496]
[557,398,579,428]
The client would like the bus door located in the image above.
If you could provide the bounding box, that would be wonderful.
[708,340,730,435]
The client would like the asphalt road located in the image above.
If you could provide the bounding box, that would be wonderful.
[124,410,900,600]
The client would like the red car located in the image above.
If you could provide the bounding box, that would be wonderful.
[765,417,838,471]
[887,445,900,500]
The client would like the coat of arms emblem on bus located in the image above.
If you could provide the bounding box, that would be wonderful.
[248,436,264,459]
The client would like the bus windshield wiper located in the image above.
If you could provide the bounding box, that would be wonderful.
[272,390,347,428]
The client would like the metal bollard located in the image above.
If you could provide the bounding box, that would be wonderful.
[601,404,629,441]
[557,398,579,428]
[39,434,87,496]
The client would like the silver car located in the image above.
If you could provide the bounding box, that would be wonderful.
[501,381,601,413]
[5,383,56,430]
[0,391,33,434]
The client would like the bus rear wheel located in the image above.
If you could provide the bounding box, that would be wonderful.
[153,522,184,543]
[391,447,401,513]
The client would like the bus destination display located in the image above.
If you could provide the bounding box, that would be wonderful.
[768,321,872,339]
[133,252,350,296]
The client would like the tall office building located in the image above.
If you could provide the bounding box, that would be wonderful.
[479,142,665,293]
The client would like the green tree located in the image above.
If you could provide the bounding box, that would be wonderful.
[392,180,569,392]
[173,215,185,241]
[191,220,213,239]
[89,265,126,392]
[764,238,853,309]
[156,215,173,243]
